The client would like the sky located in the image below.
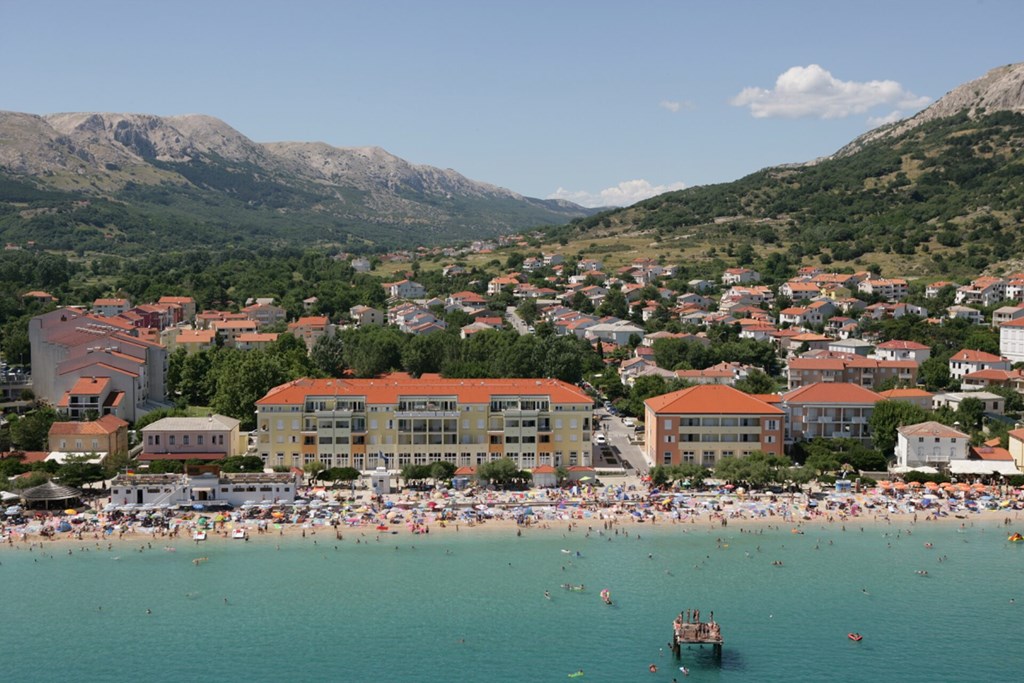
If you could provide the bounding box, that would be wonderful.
[2,0,1022,208]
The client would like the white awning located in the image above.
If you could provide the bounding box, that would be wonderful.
[949,460,1021,476]
[890,466,938,474]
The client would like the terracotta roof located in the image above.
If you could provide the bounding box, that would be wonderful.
[876,339,933,350]
[645,384,783,415]
[878,388,933,399]
[454,466,477,476]
[970,445,1013,461]
[531,465,557,474]
[782,382,883,404]
[177,329,216,344]
[898,421,968,439]
[950,349,1004,363]
[257,375,592,406]
[48,414,127,436]
[67,376,111,396]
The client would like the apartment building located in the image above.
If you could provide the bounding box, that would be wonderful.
[643,385,784,468]
[255,374,593,471]
[781,382,884,444]
[786,356,917,390]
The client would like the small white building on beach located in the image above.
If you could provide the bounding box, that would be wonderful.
[110,470,301,507]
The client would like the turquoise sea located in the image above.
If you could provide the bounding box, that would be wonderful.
[3,520,1024,682]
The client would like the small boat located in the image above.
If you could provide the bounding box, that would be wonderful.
[192,531,207,541]
[561,583,585,591]
[600,589,612,605]
[848,632,863,642]
[231,528,248,540]
[1009,533,1024,542]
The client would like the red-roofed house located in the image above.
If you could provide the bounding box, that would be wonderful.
[92,298,132,317]
[288,316,334,351]
[948,349,1010,382]
[781,382,884,444]
[874,340,931,364]
[47,414,129,456]
[644,385,784,467]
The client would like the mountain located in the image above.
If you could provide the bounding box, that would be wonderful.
[0,111,592,253]
[556,63,1024,278]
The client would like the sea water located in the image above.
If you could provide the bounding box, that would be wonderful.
[3,520,1024,682]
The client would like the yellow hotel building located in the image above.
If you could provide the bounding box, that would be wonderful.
[255,373,594,471]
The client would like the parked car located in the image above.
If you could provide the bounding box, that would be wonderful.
[622,418,635,428]
[594,434,607,445]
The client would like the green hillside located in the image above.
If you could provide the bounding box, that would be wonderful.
[551,111,1024,278]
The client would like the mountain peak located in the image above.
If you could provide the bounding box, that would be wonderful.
[836,62,1024,157]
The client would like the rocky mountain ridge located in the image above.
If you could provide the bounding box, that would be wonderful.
[0,111,590,250]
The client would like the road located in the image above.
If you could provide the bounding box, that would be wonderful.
[592,407,650,474]
[505,306,529,335]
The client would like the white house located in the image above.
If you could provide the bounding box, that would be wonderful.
[948,349,1010,381]
[894,421,969,471]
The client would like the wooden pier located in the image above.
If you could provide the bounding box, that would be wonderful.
[671,609,722,659]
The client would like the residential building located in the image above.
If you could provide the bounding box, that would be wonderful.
[946,305,984,324]
[932,391,1005,415]
[29,307,168,423]
[877,388,934,410]
[140,414,242,462]
[857,278,908,302]
[584,321,645,347]
[384,279,426,300]
[874,340,931,364]
[781,382,884,444]
[955,276,1006,307]
[721,268,760,285]
[236,332,279,351]
[351,257,372,273]
[288,316,334,351]
[157,296,196,322]
[894,422,969,470]
[47,414,129,457]
[212,319,259,347]
[785,356,916,390]
[166,328,217,354]
[999,318,1024,363]
[643,385,784,468]
[242,302,287,329]
[254,374,594,471]
[92,297,132,317]
[349,305,385,327]
[948,349,1010,382]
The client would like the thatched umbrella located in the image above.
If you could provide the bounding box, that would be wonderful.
[21,481,82,510]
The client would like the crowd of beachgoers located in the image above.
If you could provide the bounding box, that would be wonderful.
[3,476,1024,547]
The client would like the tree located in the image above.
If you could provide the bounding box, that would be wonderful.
[477,457,528,490]
[954,396,985,431]
[733,369,776,394]
[8,406,58,451]
[516,298,539,325]
[311,331,347,377]
[868,400,933,456]
[57,454,106,489]
[220,455,267,473]
[919,354,952,391]
[210,350,290,429]
[597,289,628,319]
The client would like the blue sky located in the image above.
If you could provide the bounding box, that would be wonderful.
[2,0,1022,207]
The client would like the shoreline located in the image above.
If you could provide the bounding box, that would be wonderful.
[4,505,1020,550]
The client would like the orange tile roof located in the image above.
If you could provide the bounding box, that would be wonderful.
[950,349,1004,363]
[970,445,1013,461]
[783,382,883,404]
[177,329,216,344]
[878,388,933,399]
[898,421,967,439]
[645,384,783,415]
[67,376,111,396]
[49,414,127,436]
[256,375,592,406]
[876,340,930,350]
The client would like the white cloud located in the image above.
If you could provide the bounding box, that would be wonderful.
[731,64,930,119]
[548,179,686,208]
[659,100,694,113]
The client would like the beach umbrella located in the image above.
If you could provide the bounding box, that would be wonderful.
[64,508,78,515]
